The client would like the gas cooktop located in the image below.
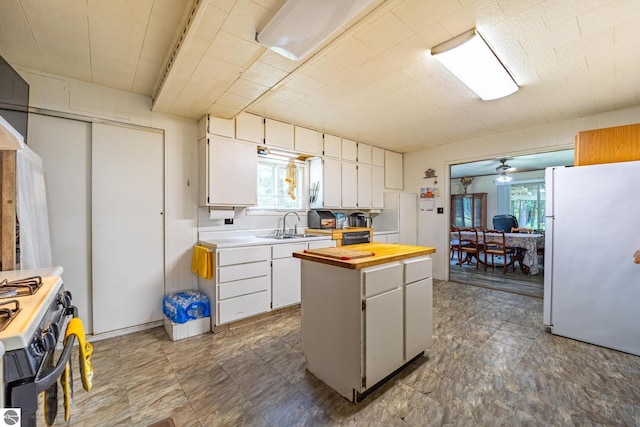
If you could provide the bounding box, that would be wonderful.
[0,267,64,351]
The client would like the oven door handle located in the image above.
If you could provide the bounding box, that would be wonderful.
[35,305,78,393]
[35,333,76,393]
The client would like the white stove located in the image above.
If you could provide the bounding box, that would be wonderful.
[0,267,76,427]
[0,267,64,351]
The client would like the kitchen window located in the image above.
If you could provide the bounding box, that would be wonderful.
[251,154,307,212]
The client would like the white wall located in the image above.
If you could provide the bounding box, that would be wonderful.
[405,105,640,281]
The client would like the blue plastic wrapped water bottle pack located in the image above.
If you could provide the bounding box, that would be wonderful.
[163,290,210,324]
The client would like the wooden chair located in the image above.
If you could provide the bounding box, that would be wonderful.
[482,229,514,274]
[510,227,532,233]
[457,228,482,269]
[450,225,461,260]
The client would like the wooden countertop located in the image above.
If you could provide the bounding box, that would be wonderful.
[293,243,435,269]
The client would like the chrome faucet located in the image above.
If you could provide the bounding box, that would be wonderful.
[282,211,300,236]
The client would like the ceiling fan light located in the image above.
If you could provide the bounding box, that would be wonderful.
[256,0,374,61]
[431,29,518,101]
[496,172,513,183]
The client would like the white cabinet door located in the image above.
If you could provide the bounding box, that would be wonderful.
[310,158,342,208]
[364,287,404,388]
[201,136,257,206]
[323,134,341,158]
[371,146,384,167]
[342,139,358,162]
[265,118,294,150]
[199,115,234,139]
[372,165,384,208]
[357,163,372,209]
[372,234,387,243]
[235,112,263,143]
[405,278,433,359]
[386,233,399,244]
[272,257,302,308]
[294,126,321,156]
[385,150,403,190]
[357,143,371,164]
[341,162,358,208]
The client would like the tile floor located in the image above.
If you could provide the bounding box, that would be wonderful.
[41,280,640,426]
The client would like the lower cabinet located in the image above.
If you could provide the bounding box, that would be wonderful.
[272,242,307,309]
[201,238,337,329]
[301,255,433,401]
[215,246,271,325]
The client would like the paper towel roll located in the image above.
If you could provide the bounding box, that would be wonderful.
[209,209,234,220]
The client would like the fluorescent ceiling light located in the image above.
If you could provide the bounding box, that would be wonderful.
[256,0,373,61]
[431,29,518,101]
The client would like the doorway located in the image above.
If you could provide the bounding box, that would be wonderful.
[447,150,573,297]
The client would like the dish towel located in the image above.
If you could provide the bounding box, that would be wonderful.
[191,245,213,279]
[61,317,94,421]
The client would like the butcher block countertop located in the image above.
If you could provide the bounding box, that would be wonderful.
[304,227,372,238]
[293,243,435,269]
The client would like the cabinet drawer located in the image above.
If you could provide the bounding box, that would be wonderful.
[404,256,432,284]
[362,263,403,297]
[218,291,270,324]
[218,246,269,266]
[272,242,307,259]
[218,260,269,283]
[218,275,270,300]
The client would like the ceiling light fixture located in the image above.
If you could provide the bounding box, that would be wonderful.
[431,28,518,101]
[256,0,373,61]
[495,159,513,183]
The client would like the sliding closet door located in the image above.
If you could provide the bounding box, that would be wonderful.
[92,123,164,334]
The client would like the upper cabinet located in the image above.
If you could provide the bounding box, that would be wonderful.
[575,123,640,166]
[385,150,403,190]
[264,118,294,150]
[198,115,234,139]
[342,139,358,162]
[198,136,257,207]
[357,143,371,164]
[323,134,341,158]
[235,112,263,143]
[294,126,322,156]
[309,157,341,209]
[371,146,384,167]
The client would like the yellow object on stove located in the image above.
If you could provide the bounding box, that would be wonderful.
[191,245,213,279]
[61,317,94,421]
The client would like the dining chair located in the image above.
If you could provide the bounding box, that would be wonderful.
[510,227,532,233]
[482,229,514,274]
[457,228,482,269]
[450,225,461,260]
[492,214,518,233]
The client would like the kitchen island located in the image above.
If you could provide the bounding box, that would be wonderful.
[293,243,436,402]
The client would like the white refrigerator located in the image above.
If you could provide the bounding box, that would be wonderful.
[544,161,640,356]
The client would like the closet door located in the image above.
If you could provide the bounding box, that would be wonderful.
[92,123,164,334]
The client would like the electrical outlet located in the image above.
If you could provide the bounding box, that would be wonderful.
[437,207,444,214]
[224,218,233,225]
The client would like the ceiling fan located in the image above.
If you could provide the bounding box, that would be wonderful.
[495,158,512,172]
[495,158,513,183]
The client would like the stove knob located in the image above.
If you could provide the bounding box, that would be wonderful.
[40,331,57,352]
[47,323,60,341]
[56,290,72,308]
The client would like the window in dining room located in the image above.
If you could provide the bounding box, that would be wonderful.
[509,180,545,230]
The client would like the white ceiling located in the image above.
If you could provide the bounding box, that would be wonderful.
[1,0,639,153]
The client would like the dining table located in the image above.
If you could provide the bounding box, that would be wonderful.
[453,231,545,275]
